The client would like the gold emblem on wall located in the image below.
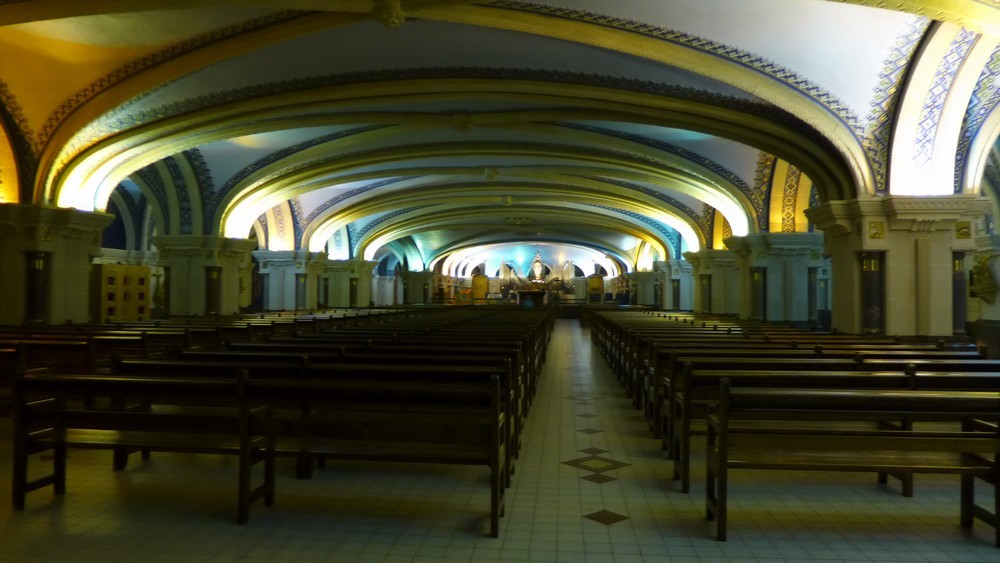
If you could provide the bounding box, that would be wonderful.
[868,221,885,239]
[956,221,971,239]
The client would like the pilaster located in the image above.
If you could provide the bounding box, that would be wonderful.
[326,259,377,307]
[632,271,661,308]
[251,250,328,311]
[401,270,436,304]
[806,195,987,335]
[683,249,739,315]
[666,259,693,311]
[726,233,827,324]
[155,235,255,316]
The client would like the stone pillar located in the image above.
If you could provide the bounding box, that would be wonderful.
[666,259,694,311]
[401,270,435,304]
[806,196,987,336]
[683,249,739,315]
[726,233,827,324]
[153,236,255,316]
[326,259,376,307]
[0,205,113,324]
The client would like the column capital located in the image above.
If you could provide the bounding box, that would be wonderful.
[683,248,737,269]
[154,235,255,262]
[805,195,989,250]
[0,204,113,252]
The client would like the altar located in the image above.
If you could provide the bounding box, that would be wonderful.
[515,289,546,306]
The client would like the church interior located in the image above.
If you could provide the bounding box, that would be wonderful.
[1,0,1000,560]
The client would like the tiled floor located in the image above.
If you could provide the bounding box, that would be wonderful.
[1,319,997,562]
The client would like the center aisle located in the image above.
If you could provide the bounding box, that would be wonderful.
[502,318,996,562]
[502,318,706,561]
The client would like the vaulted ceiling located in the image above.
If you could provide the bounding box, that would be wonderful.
[0,0,997,276]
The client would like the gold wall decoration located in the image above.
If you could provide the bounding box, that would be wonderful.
[868,221,885,239]
[970,254,998,304]
[956,221,971,239]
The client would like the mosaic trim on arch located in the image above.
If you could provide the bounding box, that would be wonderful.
[701,204,715,248]
[916,28,977,166]
[781,165,801,233]
[590,176,706,242]
[76,66,796,152]
[163,155,194,235]
[112,183,147,250]
[290,197,306,248]
[256,215,269,248]
[486,1,927,195]
[586,204,683,259]
[349,205,432,256]
[985,150,1000,195]
[304,176,414,226]
[202,126,386,230]
[562,122,760,225]
[955,44,1000,193]
[485,3,861,128]
[753,152,776,232]
[865,16,929,195]
[134,165,170,230]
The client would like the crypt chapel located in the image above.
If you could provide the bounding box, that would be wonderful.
[0,2,998,336]
[4,3,1000,560]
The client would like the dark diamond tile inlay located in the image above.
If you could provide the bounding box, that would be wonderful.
[561,456,631,473]
[583,509,630,526]
[579,447,608,455]
[576,413,598,419]
[576,427,602,434]
[581,473,617,484]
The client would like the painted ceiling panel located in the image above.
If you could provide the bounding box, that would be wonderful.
[8,0,995,279]
[197,125,359,184]
[7,10,281,47]
[140,18,756,109]
[536,0,923,120]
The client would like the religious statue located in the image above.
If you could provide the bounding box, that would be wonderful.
[530,250,544,281]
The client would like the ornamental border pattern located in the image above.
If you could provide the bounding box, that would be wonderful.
[590,176,706,242]
[350,205,431,256]
[37,11,308,152]
[586,204,683,259]
[562,122,760,225]
[202,125,386,230]
[956,44,1000,193]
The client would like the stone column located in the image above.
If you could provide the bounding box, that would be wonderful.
[326,259,377,307]
[806,196,987,336]
[0,205,113,324]
[153,235,255,316]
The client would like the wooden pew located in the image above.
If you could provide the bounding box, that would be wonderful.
[671,368,1000,493]
[176,348,527,458]
[11,368,508,536]
[11,372,275,523]
[643,345,984,431]
[657,354,1000,449]
[112,357,518,486]
[251,374,507,536]
[705,380,1000,544]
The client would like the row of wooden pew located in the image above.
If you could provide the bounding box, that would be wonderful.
[592,310,1000,546]
[8,306,554,536]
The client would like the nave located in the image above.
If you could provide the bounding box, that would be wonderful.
[0,319,995,562]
